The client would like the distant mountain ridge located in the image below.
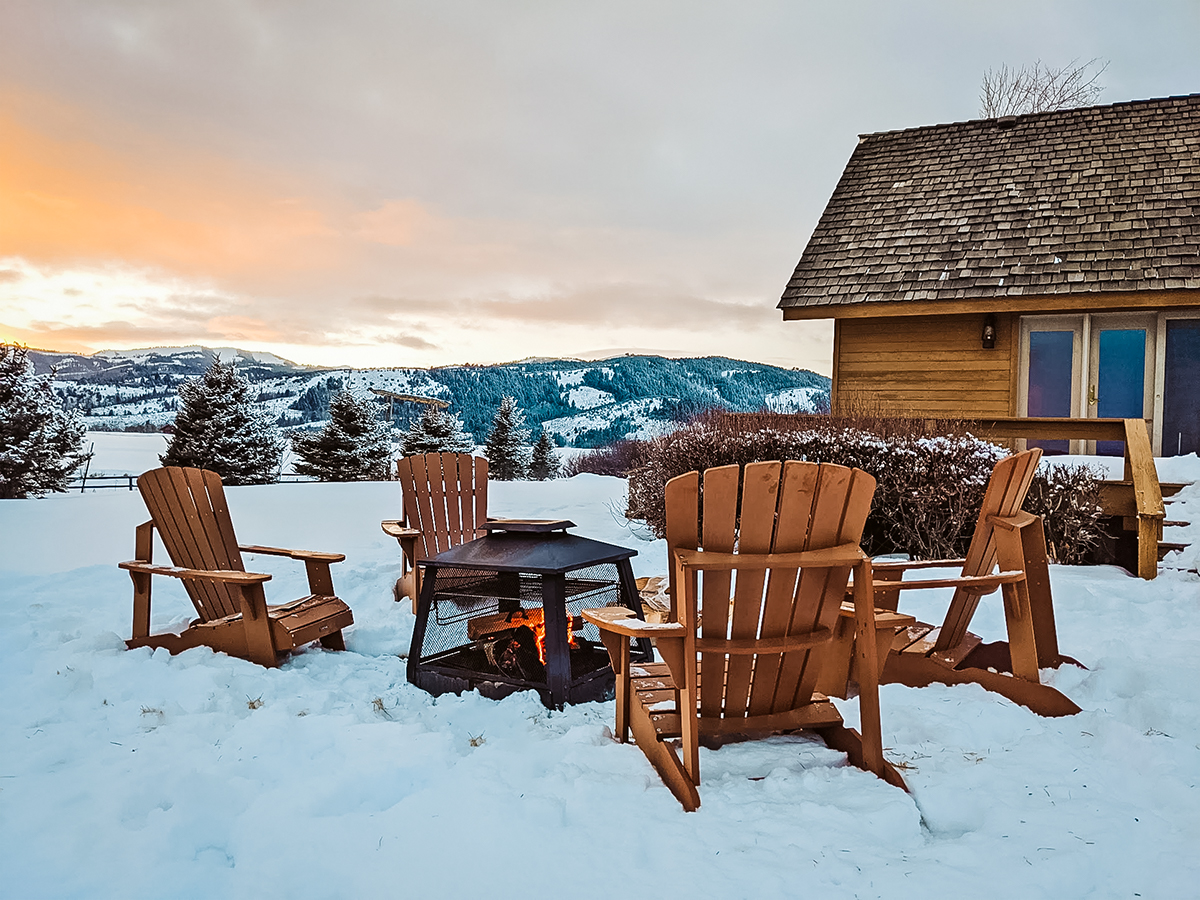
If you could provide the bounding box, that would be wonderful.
[31,346,831,448]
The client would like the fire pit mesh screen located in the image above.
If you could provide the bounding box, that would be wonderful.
[412,561,628,696]
[417,563,623,681]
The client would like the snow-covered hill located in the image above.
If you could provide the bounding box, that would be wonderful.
[32,346,831,447]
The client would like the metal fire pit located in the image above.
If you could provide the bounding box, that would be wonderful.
[407,520,652,707]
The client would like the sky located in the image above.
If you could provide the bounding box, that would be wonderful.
[0,1,1197,374]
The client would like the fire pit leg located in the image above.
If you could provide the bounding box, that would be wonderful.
[542,573,570,707]
[407,563,439,688]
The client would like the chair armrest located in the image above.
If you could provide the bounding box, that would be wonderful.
[118,560,272,584]
[582,606,687,638]
[838,602,917,628]
[380,521,421,540]
[870,558,967,573]
[673,542,867,572]
[239,544,345,563]
[872,570,1025,592]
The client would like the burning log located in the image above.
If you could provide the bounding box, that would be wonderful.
[482,625,545,681]
[467,608,583,664]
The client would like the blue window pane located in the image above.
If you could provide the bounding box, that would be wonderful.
[1028,330,1073,453]
[1096,328,1146,456]
[1164,320,1200,457]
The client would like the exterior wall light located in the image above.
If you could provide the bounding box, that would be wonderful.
[981,314,997,350]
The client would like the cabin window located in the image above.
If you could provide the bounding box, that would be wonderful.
[1020,311,1200,457]
[1161,318,1200,457]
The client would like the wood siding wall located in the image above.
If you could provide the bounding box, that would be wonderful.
[832,312,1017,417]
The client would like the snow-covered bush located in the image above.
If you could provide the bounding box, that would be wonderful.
[399,407,475,457]
[161,360,283,485]
[528,432,560,480]
[292,390,393,481]
[563,439,649,477]
[627,412,1001,558]
[1024,463,1107,565]
[484,395,531,480]
[627,411,1107,562]
[0,344,89,499]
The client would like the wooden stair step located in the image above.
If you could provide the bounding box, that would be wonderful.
[1158,541,1189,560]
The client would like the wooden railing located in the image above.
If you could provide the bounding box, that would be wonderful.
[965,417,1165,580]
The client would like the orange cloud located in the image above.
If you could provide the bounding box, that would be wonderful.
[0,89,340,283]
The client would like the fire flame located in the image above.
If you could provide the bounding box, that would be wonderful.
[530,613,575,665]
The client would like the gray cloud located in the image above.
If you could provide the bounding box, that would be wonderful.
[1,1,1197,371]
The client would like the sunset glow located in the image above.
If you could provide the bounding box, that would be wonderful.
[1,2,1196,370]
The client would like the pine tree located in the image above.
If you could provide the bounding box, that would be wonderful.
[399,406,475,456]
[161,360,283,485]
[484,395,531,480]
[292,390,392,481]
[528,431,559,481]
[0,344,89,499]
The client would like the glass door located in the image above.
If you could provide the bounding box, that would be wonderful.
[1088,314,1155,456]
[1020,316,1082,454]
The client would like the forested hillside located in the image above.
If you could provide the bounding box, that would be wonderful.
[30,346,830,447]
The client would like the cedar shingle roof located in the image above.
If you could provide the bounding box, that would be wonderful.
[779,94,1200,310]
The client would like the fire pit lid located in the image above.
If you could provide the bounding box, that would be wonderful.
[481,518,575,533]
[422,531,636,574]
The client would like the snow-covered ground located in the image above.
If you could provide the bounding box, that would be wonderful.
[2,454,1200,897]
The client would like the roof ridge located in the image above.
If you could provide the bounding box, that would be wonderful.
[858,92,1200,142]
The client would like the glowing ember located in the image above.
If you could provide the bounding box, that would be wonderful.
[466,607,581,667]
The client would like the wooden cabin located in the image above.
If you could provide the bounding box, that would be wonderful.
[779,94,1200,458]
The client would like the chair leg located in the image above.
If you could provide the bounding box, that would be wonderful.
[319,630,346,651]
[629,698,701,811]
[238,584,279,667]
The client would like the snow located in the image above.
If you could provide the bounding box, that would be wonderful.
[763,386,825,413]
[81,431,169,475]
[541,397,670,443]
[565,385,612,409]
[3,460,1200,896]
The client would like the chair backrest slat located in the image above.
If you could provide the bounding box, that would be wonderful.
[747,461,821,716]
[697,465,740,719]
[667,460,876,724]
[397,452,489,562]
[425,454,451,554]
[137,467,244,621]
[938,448,1043,649]
[722,462,781,718]
[775,464,857,709]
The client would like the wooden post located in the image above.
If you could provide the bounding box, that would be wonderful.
[1018,515,1060,668]
[851,556,885,775]
[130,521,154,641]
[1123,419,1165,580]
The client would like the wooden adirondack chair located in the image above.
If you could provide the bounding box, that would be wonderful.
[119,467,354,667]
[381,452,489,611]
[873,447,1082,716]
[582,461,908,811]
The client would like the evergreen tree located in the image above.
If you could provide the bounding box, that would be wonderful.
[0,344,89,499]
[292,390,392,481]
[484,395,531,480]
[399,406,475,457]
[161,360,283,485]
[528,431,559,481]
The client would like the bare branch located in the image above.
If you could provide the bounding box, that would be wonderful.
[979,58,1109,119]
